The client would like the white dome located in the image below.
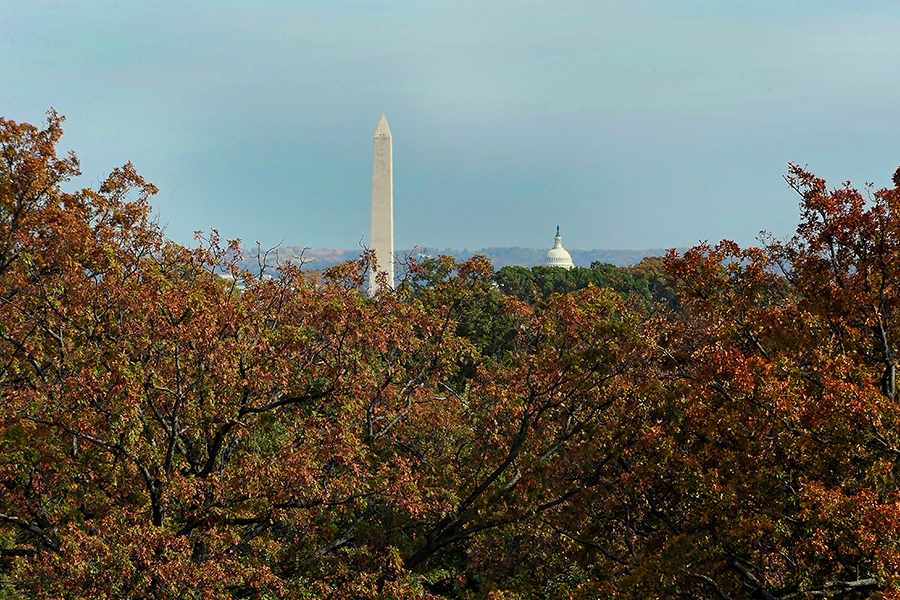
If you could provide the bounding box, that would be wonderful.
[544,227,574,270]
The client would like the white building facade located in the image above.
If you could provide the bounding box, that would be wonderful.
[544,226,574,269]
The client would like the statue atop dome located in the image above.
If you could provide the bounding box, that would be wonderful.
[544,226,574,270]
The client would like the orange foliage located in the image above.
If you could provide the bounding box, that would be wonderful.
[2,114,900,600]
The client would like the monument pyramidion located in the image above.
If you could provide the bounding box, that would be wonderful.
[369,113,393,293]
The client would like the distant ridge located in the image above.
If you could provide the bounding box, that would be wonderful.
[250,246,681,271]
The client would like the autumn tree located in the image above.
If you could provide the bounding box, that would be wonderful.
[8,110,899,600]
[566,165,900,600]
[0,112,658,599]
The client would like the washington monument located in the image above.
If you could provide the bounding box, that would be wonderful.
[370,113,393,292]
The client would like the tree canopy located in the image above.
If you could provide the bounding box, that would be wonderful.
[493,263,652,306]
[2,113,900,599]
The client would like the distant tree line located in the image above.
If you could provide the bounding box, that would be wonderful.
[256,246,680,273]
[494,259,678,310]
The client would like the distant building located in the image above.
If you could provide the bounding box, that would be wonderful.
[544,226,574,269]
[369,114,394,293]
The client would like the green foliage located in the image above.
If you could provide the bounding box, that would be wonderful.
[625,256,679,310]
[401,256,524,360]
[494,264,651,306]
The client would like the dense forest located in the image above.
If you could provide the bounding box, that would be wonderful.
[2,112,900,599]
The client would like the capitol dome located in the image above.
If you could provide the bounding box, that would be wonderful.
[544,226,574,270]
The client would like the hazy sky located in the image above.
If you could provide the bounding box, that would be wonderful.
[3,0,899,252]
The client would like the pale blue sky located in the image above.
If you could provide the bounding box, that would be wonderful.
[3,1,899,252]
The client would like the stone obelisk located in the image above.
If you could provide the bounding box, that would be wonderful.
[370,113,394,292]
